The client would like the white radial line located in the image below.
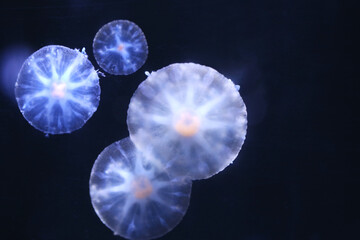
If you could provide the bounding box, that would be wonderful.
[193,133,215,156]
[30,89,48,99]
[112,169,131,181]
[61,54,84,82]
[95,39,106,44]
[105,162,132,182]
[93,184,129,199]
[142,112,171,125]
[68,82,95,95]
[21,96,31,109]
[132,154,145,176]
[65,99,90,118]
[152,180,170,195]
[116,146,134,172]
[182,140,192,162]
[86,70,99,82]
[23,94,47,116]
[114,33,121,44]
[149,95,171,113]
[31,62,51,86]
[112,25,122,34]
[149,193,169,209]
[163,138,189,171]
[151,193,183,214]
[54,100,65,118]
[82,70,99,84]
[108,46,130,60]
[202,70,216,88]
[67,71,95,90]
[66,95,92,111]
[131,30,140,39]
[197,94,227,116]
[200,117,235,131]
[35,74,51,86]
[120,47,130,60]
[98,45,110,54]
[32,109,46,122]
[160,90,182,115]
[60,98,77,122]
[120,194,136,223]
[186,138,214,173]
[44,96,53,128]
[66,82,82,92]
[48,52,60,80]
[157,184,188,199]
[184,81,196,106]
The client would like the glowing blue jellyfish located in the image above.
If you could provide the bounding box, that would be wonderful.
[93,20,148,75]
[89,137,191,240]
[15,45,100,134]
[127,63,247,180]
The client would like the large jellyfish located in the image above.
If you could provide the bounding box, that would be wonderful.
[89,137,192,240]
[127,63,247,180]
[15,45,100,134]
[93,20,148,75]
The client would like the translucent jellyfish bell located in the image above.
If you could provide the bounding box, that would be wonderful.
[93,20,148,75]
[15,45,100,134]
[127,63,247,180]
[89,137,192,240]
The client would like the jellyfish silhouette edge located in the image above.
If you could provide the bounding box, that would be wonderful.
[93,20,148,75]
[127,63,248,180]
[15,45,100,134]
[89,138,192,240]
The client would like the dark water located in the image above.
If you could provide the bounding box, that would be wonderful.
[0,0,357,239]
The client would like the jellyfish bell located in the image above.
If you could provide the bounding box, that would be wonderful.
[127,63,247,180]
[89,137,192,240]
[14,45,100,135]
[93,20,148,75]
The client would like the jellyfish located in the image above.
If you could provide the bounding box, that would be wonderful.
[127,63,247,180]
[15,45,100,134]
[89,137,192,240]
[93,20,148,75]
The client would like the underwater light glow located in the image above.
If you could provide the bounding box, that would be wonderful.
[0,45,32,101]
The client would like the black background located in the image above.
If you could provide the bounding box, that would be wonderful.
[0,0,358,239]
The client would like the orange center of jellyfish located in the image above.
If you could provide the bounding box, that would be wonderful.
[51,82,66,98]
[117,44,124,51]
[174,112,200,137]
[132,176,153,199]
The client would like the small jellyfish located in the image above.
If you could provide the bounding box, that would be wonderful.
[127,63,247,180]
[93,20,148,75]
[89,137,192,240]
[15,45,100,134]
